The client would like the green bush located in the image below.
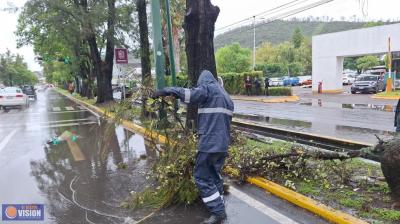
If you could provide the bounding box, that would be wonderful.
[220,71,263,95]
[268,87,292,96]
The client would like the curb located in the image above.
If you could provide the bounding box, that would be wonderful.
[232,95,300,103]
[247,177,368,224]
[56,89,367,224]
[372,95,400,100]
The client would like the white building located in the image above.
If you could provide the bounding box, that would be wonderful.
[312,23,400,93]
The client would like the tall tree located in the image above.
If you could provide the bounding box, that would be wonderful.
[136,0,152,116]
[291,27,304,49]
[184,0,219,128]
[216,43,251,73]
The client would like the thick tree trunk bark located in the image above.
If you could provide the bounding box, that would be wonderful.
[137,0,152,117]
[100,0,116,103]
[183,0,219,128]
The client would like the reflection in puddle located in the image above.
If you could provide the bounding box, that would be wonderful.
[234,114,311,128]
[299,99,395,112]
[234,113,395,144]
[31,120,153,223]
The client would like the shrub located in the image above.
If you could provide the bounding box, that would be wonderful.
[268,87,292,96]
[220,71,263,95]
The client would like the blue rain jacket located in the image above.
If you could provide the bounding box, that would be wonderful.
[163,70,234,153]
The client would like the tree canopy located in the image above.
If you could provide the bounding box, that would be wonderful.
[216,43,251,73]
[0,50,38,86]
[356,55,380,71]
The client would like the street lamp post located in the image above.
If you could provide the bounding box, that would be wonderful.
[253,16,256,70]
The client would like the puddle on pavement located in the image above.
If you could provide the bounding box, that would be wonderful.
[299,99,395,112]
[30,120,157,223]
[234,113,311,128]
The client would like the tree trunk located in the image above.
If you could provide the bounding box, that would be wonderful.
[99,0,116,104]
[137,0,152,117]
[172,26,181,73]
[183,0,219,128]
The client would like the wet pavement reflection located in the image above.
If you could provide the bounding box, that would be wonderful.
[299,99,395,112]
[234,113,395,144]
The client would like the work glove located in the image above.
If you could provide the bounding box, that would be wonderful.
[153,89,168,98]
[152,88,179,98]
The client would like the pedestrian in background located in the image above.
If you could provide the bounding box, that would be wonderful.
[264,76,270,96]
[245,76,252,96]
[154,70,234,224]
[395,98,400,132]
[68,82,74,94]
[255,77,261,95]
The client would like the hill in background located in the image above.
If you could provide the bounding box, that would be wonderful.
[214,20,368,49]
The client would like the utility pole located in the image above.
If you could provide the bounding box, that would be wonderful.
[165,0,176,87]
[151,0,166,90]
[387,37,393,93]
[151,0,166,121]
[253,16,256,70]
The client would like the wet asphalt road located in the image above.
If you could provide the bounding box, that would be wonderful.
[0,89,327,224]
[234,87,397,144]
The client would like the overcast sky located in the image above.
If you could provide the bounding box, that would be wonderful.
[1,0,399,71]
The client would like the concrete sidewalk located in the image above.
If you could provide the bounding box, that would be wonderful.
[231,95,300,103]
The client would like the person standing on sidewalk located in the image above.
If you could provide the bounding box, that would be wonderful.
[245,76,252,96]
[264,76,270,96]
[154,70,234,224]
[395,99,400,132]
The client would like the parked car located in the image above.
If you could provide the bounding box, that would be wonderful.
[301,79,312,85]
[21,85,37,100]
[342,73,356,85]
[351,75,385,94]
[269,77,284,87]
[298,75,312,85]
[283,77,300,86]
[0,87,29,109]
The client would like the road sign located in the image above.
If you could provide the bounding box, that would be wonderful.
[115,48,128,64]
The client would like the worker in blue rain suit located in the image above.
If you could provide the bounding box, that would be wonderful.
[154,70,234,224]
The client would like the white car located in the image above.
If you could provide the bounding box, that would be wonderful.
[269,77,284,86]
[0,87,29,109]
[342,73,356,85]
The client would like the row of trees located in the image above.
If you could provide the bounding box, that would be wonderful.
[17,0,139,103]
[0,50,38,86]
[17,0,220,125]
[215,27,311,77]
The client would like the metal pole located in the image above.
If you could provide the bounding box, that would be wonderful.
[151,0,166,90]
[151,0,166,120]
[253,16,256,70]
[165,0,176,87]
[387,37,393,93]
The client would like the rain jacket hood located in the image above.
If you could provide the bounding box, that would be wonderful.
[197,70,217,86]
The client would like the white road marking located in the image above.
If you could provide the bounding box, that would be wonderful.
[0,129,18,153]
[230,186,299,224]
[27,121,97,131]
[52,107,61,112]
[0,118,94,128]
[65,106,74,111]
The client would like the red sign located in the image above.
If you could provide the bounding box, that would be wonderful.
[115,48,128,64]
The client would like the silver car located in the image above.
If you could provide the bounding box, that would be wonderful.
[351,75,385,94]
